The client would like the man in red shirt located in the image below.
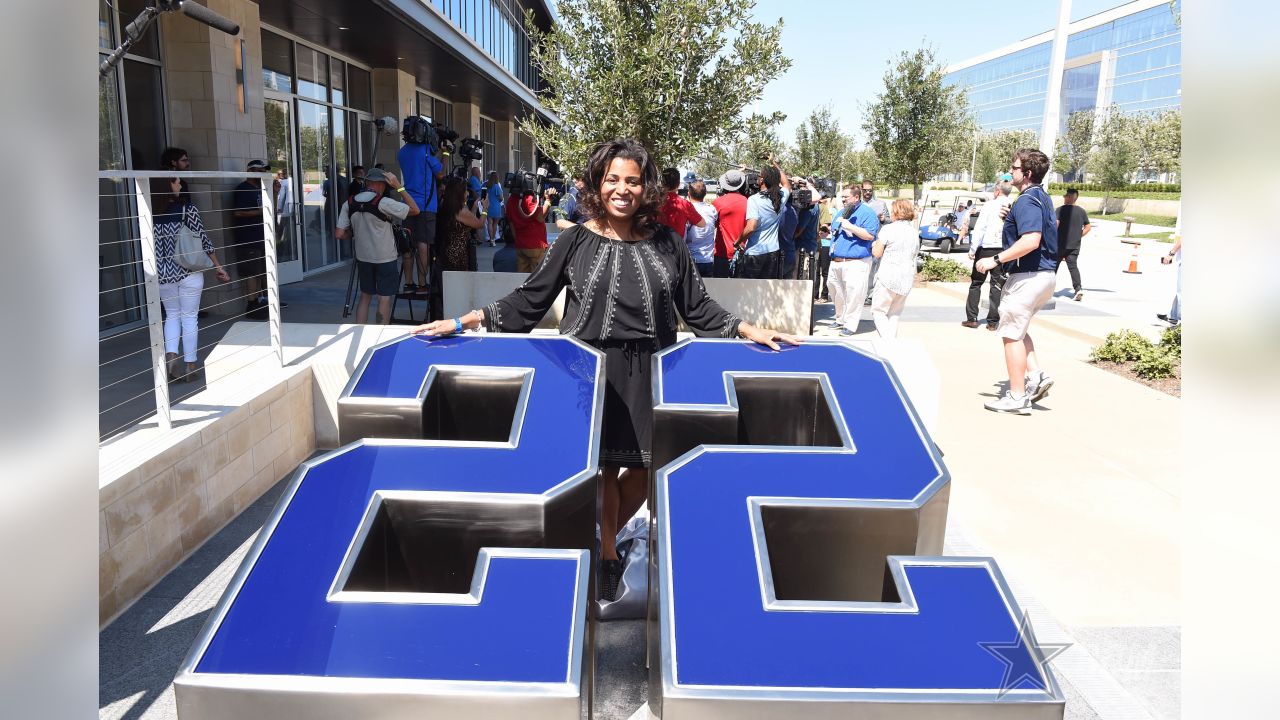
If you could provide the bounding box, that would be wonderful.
[711,168,748,278]
[658,168,705,238]
[505,184,556,272]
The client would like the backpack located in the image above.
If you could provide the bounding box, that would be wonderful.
[347,194,412,255]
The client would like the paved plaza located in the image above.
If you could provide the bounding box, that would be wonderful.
[100,221,1180,719]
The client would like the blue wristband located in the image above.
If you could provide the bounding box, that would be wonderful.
[453,318,463,334]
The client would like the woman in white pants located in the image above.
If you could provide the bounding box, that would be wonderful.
[152,177,230,382]
[869,199,921,339]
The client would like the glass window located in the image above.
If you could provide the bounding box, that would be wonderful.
[480,117,496,174]
[262,30,294,93]
[123,59,166,170]
[347,65,372,112]
[331,58,346,107]
[99,68,125,172]
[117,0,160,60]
[99,0,114,50]
[417,91,432,119]
[296,46,329,102]
[434,98,453,129]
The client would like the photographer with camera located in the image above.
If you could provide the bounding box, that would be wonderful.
[793,179,821,285]
[737,159,792,279]
[336,168,419,325]
[505,175,556,272]
[396,116,446,305]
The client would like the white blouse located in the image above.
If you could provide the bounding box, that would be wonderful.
[875,220,920,296]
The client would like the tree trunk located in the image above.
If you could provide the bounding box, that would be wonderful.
[913,182,921,202]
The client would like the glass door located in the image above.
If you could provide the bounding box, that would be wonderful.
[332,109,352,260]
[297,99,336,272]
[265,97,303,284]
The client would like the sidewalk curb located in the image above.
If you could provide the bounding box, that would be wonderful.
[923,282,1107,346]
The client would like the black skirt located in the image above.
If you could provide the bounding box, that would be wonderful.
[594,338,659,469]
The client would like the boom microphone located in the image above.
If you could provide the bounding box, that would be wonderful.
[176,1,240,36]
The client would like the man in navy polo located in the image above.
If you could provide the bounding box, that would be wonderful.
[974,149,1060,414]
[825,184,880,335]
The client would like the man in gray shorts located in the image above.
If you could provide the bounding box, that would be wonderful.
[974,149,1059,414]
[337,168,419,324]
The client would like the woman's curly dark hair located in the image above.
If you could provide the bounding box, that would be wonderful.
[577,138,664,236]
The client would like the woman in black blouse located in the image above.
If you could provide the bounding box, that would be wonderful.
[414,139,799,599]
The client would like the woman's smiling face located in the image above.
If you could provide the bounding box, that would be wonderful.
[599,157,643,221]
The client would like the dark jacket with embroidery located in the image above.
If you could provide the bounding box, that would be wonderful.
[483,224,741,347]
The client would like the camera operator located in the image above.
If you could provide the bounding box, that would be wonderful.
[505,177,556,272]
[737,159,791,279]
[336,168,419,325]
[793,180,821,285]
[555,175,587,230]
[396,117,445,308]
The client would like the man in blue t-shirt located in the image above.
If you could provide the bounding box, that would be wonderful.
[396,126,445,302]
[826,183,881,335]
[779,201,798,279]
[739,163,791,279]
[974,148,1060,414]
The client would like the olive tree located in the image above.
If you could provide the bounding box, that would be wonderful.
[863,47,974,199]
[520,0,791,173]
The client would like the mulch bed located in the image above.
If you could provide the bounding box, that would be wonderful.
[1086,359,1181,397]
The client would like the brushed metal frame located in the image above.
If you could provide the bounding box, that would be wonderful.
[175,333,607,720]
[337,333,539,447]
[646,338,1063,718]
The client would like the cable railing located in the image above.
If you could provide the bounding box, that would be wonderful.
[98,170,283,441]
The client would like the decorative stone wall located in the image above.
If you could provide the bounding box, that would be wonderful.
[99,368,315,625]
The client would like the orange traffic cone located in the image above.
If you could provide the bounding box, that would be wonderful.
[1122,240,1142,274]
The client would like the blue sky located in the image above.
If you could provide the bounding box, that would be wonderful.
[748,0,1128,145]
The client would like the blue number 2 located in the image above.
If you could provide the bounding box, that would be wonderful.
[175,335,603,719]
[650,339,1064,717]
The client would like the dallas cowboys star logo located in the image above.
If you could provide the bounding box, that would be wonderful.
[978,611,1070,699]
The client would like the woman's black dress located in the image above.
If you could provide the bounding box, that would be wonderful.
[481,224,741,467]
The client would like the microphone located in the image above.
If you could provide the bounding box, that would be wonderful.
[177,1,240,36]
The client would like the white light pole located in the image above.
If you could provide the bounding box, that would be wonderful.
[1039,0,1072,159]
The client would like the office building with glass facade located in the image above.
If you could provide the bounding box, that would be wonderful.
[99,0,555,332]
[944,0,1180,134]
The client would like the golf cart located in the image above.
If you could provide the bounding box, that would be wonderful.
[917,192,989,253]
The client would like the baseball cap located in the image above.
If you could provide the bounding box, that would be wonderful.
[246,159,270,171]
[364,168,390,184]
[719,168,745,191]
[999,173,1013,181]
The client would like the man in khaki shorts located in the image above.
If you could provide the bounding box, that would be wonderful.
[974,149,1060,414]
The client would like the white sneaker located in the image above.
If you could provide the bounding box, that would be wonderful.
[985,391,1031,414]
[1025,371,1054,403]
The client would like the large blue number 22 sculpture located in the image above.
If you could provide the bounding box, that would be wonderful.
[174,334,1064,720]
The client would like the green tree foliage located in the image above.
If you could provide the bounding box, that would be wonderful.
[1053,110,1096,180]
[1132,109,1181,178]
[520,0,791,173]
[863,47,974,199]
[791,105,852,180]
[974,129,1039,185]
[842,147,881,185]
[691,111,786,179]
[1093,108,1137,202]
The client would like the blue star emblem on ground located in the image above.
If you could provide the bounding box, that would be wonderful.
[979,611,1071,699]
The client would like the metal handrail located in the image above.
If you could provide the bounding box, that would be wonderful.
[98,170,282,437]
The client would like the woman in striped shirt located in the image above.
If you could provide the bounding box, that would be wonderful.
[151,177,229,382]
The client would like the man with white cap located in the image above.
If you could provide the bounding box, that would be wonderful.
[711,168,749,277]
